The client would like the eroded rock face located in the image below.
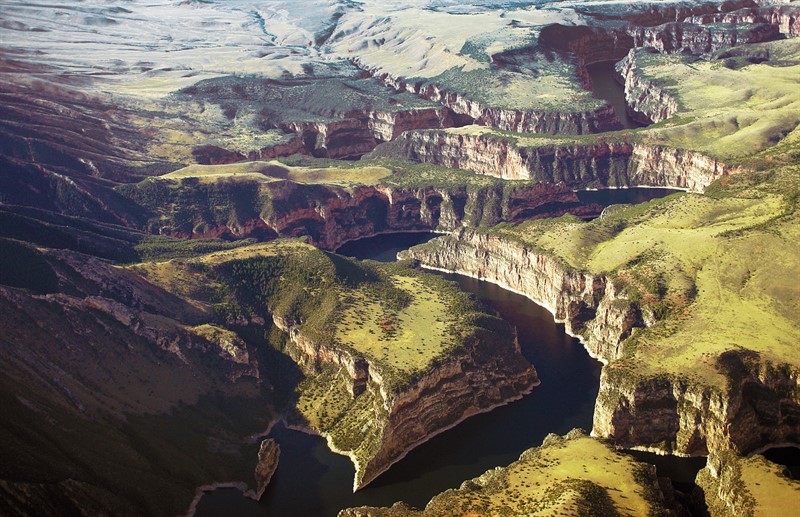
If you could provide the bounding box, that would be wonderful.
[616,50,680,124]
[250,439,280,501]
[688,5,800,38]
[630,21,783,55]
[273,314,540,490]
[595,351,800,456]
[399,229,638,363]
[126,178,597,250]
[368,65,621,135]
[272,108,464,160]
[402,231,800,460]
[697,449,800,517]
[392,130,738,191]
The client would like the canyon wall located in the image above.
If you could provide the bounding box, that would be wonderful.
[389,130,738,192]
[616,50,680,124]
[271,106,465,160]
[364,64,621,135]
[401,230,800,459]
[273,310,539,490]
[124,177,598,250]
[688,5,800,38]
[399,230,641,363]
[595,352,800,456]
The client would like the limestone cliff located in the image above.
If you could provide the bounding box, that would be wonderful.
[399,229,637,363]
[364,63,621,135]
[688,4,800,38]
[629,21,783,55]
[272,107,464,160]
[274,313,540,490]
[124,175,597,250]
[594,351,800,457]
[616,50,680,124]
[389,129,737,192]
[401,229,800,460]
[696,449,800,516]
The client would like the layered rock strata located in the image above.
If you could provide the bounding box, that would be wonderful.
[616,50,680,124]
[273,314,540,490]
[399,229,638,363]
[594,351,800,456]
[124,177,599,250]
[273,107,467,160]
[688,5,800,37]
[366,64,620,135]
[401,230,800,460]
[390,130,737,191]
[696,449,800,516]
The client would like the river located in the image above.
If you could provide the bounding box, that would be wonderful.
[196,233,602,516]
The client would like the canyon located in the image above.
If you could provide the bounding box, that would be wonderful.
[1,0,799,515]
[399,186,800,462]
[381,128,738,190]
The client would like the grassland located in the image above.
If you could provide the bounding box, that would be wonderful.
[155,155,514,189]
[697,450,800,517]
[477,165,800,387]
[330,4,602,113]
[631,39,800,163]
[161,160,393,187]
[204,240,497,390]
[131,238,516,484]
[134,238,495,389]
[344,429,665,516]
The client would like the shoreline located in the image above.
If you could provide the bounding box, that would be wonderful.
[283,376,540,493]
[573,185,689,193]
[352,378,540,493]
[413,262,609,366]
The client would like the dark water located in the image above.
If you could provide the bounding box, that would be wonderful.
[586,60,644,130]
[762,446,800,480]
[335,232,441,262]
[626,450,707,492]
[196,235,602,516]
[576,187,683,211]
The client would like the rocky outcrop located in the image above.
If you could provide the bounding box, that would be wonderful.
[272,107,465,160]
[364,63,621,135]
[594,350,800,457]
[616,50,680,124]
[631,21,783,55]
[696,449,800,517]
[250,439,280,501]
[125,176,599,250]
[688,5,800,37]
[391,129,738,191]
[402,231,800,461]
[400,229,639,363]
[274,313,540,490]
[195,108,464,162]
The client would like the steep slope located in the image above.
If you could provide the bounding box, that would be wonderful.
[402,165,800,459]
[0,238,275,515]
[133,240,539,491]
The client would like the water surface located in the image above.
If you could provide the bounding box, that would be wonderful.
[335,232,440,262]
[576,187,684,213]
[197,234,602,516]
[586,60,645,130]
